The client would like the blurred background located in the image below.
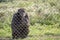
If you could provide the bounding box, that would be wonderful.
[0,0,60,40]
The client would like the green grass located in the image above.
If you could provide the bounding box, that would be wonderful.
[0,0,60,40]
[0,24,60,40]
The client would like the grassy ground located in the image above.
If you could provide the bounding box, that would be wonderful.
[0,0,60,40]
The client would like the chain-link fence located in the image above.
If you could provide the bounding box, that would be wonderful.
[0,0,60,40]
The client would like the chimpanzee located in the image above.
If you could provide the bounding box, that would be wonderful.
[11,8,30,39]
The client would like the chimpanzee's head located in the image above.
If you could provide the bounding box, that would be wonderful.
[17,8,25,17]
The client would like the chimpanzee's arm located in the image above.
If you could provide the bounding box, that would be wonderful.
[25,13,30,26]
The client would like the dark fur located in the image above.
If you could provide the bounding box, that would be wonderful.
[11,8,29,39]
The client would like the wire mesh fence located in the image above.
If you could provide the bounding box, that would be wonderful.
[0,0,60,40]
